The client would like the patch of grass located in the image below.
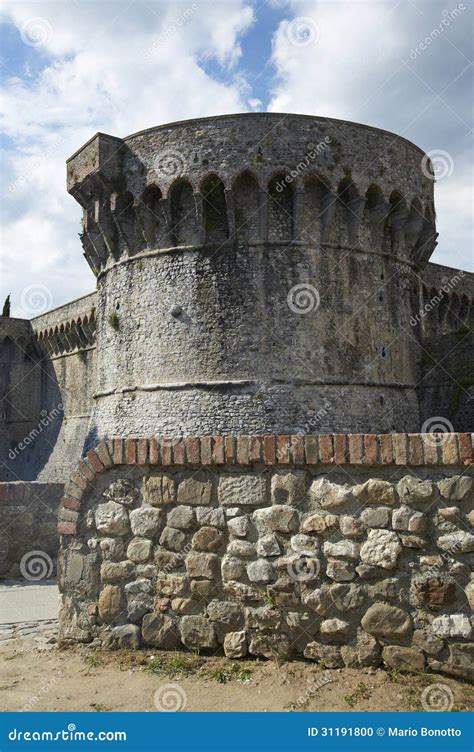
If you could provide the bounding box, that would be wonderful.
[108,311,120,330]
[90,702,111,712]
[83,653,105,670]
[208,663,252,684]
[344,682,372,707]
[143,652,203,679]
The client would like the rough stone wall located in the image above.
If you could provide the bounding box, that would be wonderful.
[0,481,63,578]
[0,294,97,482]
[67,113,440,439]
[58,435,473,680]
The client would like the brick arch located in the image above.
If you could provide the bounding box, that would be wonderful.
[57,433,471,535]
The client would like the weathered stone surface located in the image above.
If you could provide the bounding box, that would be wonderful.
[227,515,250,537]
[253,505,299,533]
[101,560,135,583]
[159,526,186,552]
[103,479,138,507]
[465,582,474,610]
[320,618,351,638]
[302,512,337,533]
[249,633,293,659]
[195,507,226,529]
[218,475,266,507]
[126,538,153,563]
[192,526,224,552]
[185,552,219,579]
[143,475,176,506]
[245,606,283,631]
[368,578,400,602]
[392,507,412,531]
[180,615,217,649]
[227,540,256,557]
[326,559,355,581]
[95,501,129,535]
[412,629,445,655]
[397,476,434,504]
[382,646,425,671]
[329,583,366,611]
[247,559,276,583]
[360,506,391,528]
[304,641,343,667]
[361,603,412,638]
[412,575,457,608]
[355,631,381,667]
[323,540,360,560]
[170,597,202,615]
[360,529,402,569]
[271,472,306,507]
[207,600,243,628]
[290,534,319,554]
[431,614,472,639]
[438,475,473,502]
[353,479,396,505]
[112,624,140,649]
[167,506,194,530]
[178,478,212,506]
[256,534,281,557]
[339,515,365,538]
[155,574,188,596]
[142,613,181,648]
[124,578,153,595]
[98,585,125,623]
[223,630,247,658]
[190,579,215,597]
[221,555,245,581]
[437,531,474,554]
[126,592,154,621]
[129,507,163,538]
[154,547,183,571]
[99,538,125,561]
[309,478,354,509]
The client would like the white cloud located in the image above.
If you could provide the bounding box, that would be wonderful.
[0,0,255,316]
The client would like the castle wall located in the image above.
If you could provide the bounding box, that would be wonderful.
[0,481,63,578]
[57,434,474,680]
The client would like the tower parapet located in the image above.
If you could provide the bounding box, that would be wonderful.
[66,113,439,439]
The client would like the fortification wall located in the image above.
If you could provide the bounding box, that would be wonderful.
[58,434,473,680]
[67,113,439,439]
[0,481,63,578]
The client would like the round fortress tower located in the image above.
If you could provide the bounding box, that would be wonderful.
[67,113,438,439]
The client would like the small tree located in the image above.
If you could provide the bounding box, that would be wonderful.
[2,294,11,317]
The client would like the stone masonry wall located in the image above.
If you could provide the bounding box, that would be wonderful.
[0,482,63,578]
[58,434,473,681]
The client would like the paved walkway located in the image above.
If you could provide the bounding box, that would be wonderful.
[0,580,59,646]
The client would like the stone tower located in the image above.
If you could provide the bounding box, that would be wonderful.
[67,113,438,441]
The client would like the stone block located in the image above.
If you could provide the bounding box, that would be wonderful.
[360,529,402,569]
[361,602,412,638]
[180,615,217,649]
[218,475,267,507]
[143,475,176,506]
[178,477,212,506]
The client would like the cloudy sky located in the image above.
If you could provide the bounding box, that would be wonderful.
[0,0,472,318]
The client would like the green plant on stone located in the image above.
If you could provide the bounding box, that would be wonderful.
[108,311,120,330]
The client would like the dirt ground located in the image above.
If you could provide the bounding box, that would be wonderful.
[0,641,472,713]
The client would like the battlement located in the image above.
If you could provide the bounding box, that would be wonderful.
[67,113,437,275]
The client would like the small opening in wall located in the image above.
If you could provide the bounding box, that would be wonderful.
[378,291,384,303]
[380,395,384,406]
[116,302,120,310]
[380,273,384,281]
[381,347,387,358]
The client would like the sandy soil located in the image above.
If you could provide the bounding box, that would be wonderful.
[1,641,472,713]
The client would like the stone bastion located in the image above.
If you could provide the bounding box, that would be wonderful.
[67,113,439,439]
